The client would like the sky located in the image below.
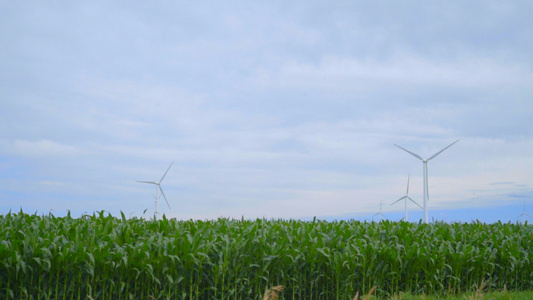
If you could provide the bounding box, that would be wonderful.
[1,1,532,223]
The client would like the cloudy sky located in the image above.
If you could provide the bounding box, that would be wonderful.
[1,1,532,222]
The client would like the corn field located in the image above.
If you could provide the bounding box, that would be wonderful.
[0,211,532,299]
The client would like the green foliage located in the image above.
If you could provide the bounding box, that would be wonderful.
[0,212,532,299]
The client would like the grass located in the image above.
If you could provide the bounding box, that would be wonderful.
[260,285,533,300]
[390,290,533,299]
[350,282,533,299]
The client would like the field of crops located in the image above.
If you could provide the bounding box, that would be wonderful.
[0,211,532,299]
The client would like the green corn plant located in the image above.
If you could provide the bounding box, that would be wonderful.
[1,211,533,299]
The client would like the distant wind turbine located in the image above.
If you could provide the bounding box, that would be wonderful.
[517,200,531,223]
[373,201,386,222]
[391,173,422,221]
[137,161,174,219]
[394,140,459,224]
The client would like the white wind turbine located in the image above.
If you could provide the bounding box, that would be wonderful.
[137,161,174,219]
[391,173,422,221]
[394,140,459,224]
[517,200,531,223]
[373,201,386,222]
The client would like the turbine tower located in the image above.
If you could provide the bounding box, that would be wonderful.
[394,140,459,224]
[137,161,174,219]
[391,173,422,221]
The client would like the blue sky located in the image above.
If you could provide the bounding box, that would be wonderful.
[1,1,532,222]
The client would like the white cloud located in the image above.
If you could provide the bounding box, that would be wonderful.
[254,56,533,91]
[9,140,82,157]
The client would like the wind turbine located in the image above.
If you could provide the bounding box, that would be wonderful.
[391,173,422,221]
[517,200,531,223]
[137,161,174,219]
[394,140,459,224]
[373,201,386,222]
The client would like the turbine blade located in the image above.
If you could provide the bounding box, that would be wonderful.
[137,181,157,184]
[394,144,423,160]
[392,196,407,205]
[407,196,423,209]
[427,139,459,161]
[160,161,175,182]
[159,185,171,209]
